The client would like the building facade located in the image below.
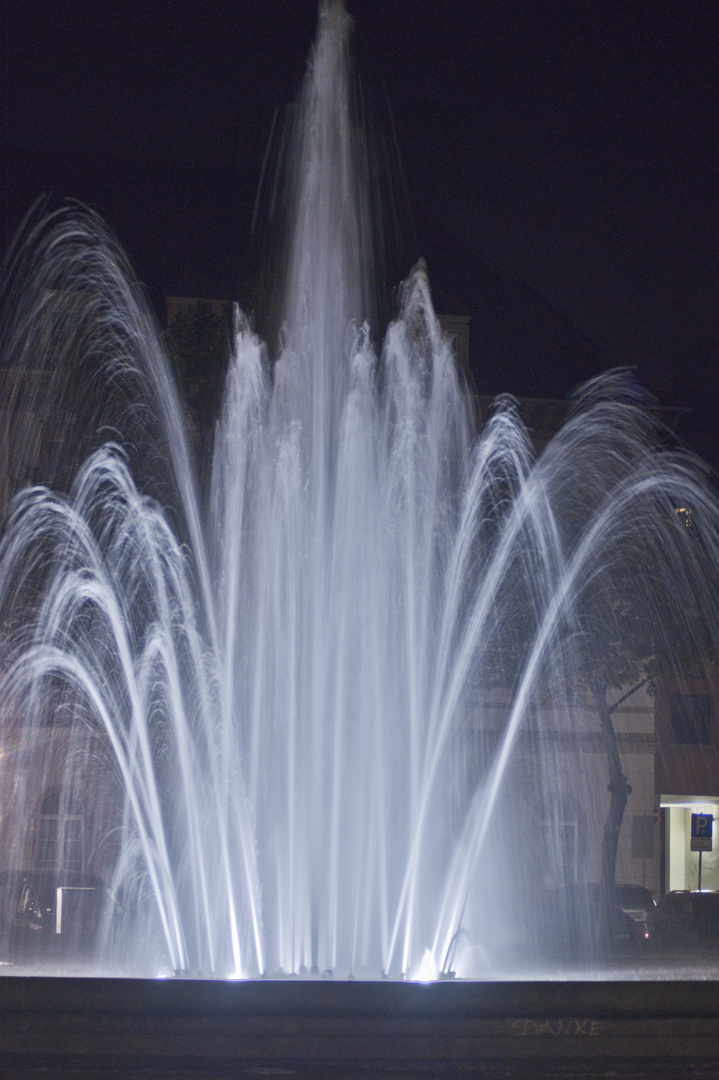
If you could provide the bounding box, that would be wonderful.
[656,676,719,893]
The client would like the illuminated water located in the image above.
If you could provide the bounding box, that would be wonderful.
[1,2,718,979]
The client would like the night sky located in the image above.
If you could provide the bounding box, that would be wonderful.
[2,1,719,464]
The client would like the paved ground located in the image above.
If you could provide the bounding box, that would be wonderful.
[4,1057,719,1078]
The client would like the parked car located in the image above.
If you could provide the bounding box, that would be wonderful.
[0,869,109,962]
[531,882,646,962]
[645,890,719,953]
[615,884,656,931]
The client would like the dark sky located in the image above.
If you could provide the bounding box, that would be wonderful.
[2,1,719,462]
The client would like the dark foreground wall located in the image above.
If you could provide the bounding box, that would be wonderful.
[2,977,719,1079]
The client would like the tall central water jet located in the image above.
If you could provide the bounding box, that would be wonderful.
[1,1,718,980]
[215,2,477,977]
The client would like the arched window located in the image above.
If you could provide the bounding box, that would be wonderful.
[35,789,84,872]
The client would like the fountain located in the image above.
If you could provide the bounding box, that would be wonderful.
[0,1,718,982]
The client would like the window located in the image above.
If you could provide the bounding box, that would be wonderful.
[540,801,580,886]
[35,789,84,872]
[669,694,712,745]
[631,814,655,859]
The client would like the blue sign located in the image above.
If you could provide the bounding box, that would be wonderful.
[691,813,713,838]
[691,813,713,852]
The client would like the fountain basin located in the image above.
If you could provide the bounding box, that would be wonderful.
[2,976,719,1078]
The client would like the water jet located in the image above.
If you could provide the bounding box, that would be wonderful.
[0,1,718,986]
